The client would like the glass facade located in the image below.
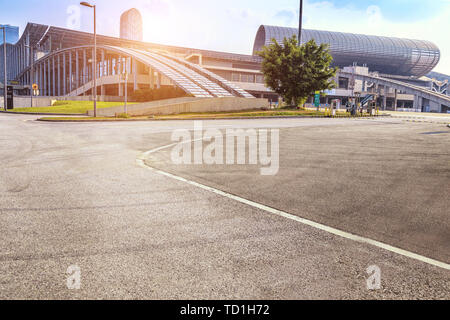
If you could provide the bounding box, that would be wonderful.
[253,25,440,77]
[120,9,143,42]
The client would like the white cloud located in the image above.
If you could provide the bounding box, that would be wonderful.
[366,5,383,26]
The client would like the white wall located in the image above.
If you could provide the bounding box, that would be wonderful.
[0,95,125,109]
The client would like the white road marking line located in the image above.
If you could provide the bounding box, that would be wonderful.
[137,141,450,271]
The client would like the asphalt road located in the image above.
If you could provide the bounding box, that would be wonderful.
[0,113,449,299]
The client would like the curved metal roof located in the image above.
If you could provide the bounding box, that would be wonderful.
[253,25,440,77]
[18,44,253,98]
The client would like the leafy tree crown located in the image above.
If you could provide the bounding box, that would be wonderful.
[257,36,337,106]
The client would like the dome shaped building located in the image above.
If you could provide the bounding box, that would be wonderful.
[253,25,440,77]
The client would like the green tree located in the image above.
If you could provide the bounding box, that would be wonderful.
[257,36,337,107]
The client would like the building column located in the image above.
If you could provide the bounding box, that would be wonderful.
[149,67,155,89]
[92,48,96,96]
[118,55,123,96]
[394,89,398,111]
[47,58,51,96]
[68,51,73,94]
[26,33,30,68]
[133,58,138,91]
[157,72,161,89]
[43,60,47,96]
[18,44,21,72]
[100,50,105,96]
[63,53,67,96]
[83,49,87,84]
[39,63,42,96]
[75,50,80,89]
[83,49,87,96]
[52,56,56,96]
[57,54,61,96]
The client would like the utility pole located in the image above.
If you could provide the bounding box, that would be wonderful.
[298,0,303,45]
[1,27,7,111]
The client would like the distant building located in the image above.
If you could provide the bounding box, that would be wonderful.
[0,25,19,44]
[120,8,143,42]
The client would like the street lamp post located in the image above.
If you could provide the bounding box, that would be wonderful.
[298,0,303,45]
[80,2,97,117]
[1,27,7,111]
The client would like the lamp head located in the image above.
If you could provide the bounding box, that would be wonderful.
[80,2,94,8]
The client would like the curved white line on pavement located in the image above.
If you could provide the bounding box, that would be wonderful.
[136,142,450,271]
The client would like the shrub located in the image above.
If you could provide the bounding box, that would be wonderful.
[116,113,131,119]
[52,101,69,106]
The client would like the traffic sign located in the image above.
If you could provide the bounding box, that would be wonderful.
[314,91,321,108]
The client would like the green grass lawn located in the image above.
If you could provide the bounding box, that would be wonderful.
[38,109,356,122]
[11,100,136,114]
[153,109,347,119]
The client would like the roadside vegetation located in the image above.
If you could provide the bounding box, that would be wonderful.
[10,100,136,114]
[257,36,337,107]
[37,108,356,122]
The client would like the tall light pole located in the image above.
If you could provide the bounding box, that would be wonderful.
[1,26,7,111]
[298,0,303,45]
[81,2,97,117]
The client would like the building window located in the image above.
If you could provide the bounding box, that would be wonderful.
[232,73,240,82]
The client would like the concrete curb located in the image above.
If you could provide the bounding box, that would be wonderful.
[0,111,86,116]
[36,115,390,123]
[37,118,155,123]
[401,119,450,125]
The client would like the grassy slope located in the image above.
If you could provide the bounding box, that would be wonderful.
[12,101,135,114]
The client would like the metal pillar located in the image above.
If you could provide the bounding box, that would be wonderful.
[298,0,303,44]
